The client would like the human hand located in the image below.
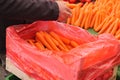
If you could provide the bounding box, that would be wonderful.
[56,1,72,22]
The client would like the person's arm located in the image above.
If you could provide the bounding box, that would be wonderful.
[0,0,59,21]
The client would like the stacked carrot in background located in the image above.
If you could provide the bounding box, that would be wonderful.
[27,31,79,52]
[67,0,120,40]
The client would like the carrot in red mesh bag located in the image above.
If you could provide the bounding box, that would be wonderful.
[6,21,120,80]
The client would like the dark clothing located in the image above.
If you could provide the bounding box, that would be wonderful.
[0,0,59,53]
[0,0,59,20]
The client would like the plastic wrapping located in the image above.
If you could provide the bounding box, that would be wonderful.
[6,21,120,80]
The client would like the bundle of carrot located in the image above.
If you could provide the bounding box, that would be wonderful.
[66,0,120,40]
[27,31,79,52]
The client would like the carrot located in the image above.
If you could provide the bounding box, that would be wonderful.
[51,37,59,46]
[84,9,93,29]
[86,3,94,28]
[74,3,81,23]
[36,31,53,50]
[59,36,70,45]
[105,20,116,34]
[71,8,76,25]
[95,16,111,32]
[115,32,120,39]
[66,45,73,50]
[58,44,69,52]
[49,31,69,51]
[79,2,89,28]
[111,19,119,35]
[98,17,114,34]
[90,9,97,28]
[80,11,87,28]
[34,42,45,50]
[70,41,79,48]
[66,3,77,9]
[94,11,100,30]
[84,11,91,29]
[67,18,71,24]
[115,29,120,36]
[74,8,83,27]
[44,32,60,51]
[27,39,35,46]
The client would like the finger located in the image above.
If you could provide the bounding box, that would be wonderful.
[66,7,72,13]
[64,8,72,17]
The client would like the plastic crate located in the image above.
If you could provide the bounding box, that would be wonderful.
[5,74,21,80]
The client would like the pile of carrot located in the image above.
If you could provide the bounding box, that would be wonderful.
[66,0,120,40]
[27,31,79,52]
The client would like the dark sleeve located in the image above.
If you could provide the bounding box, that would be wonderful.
[0,0,59,21]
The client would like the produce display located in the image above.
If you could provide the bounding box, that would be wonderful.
[27,31,79,51]
[66,0,120,40]
[6,0,120,80]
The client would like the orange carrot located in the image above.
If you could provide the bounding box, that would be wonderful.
[58,44,69,52]
[98,17,114,34]
[51,37,59,46]
[70,41,79,48]
[90,9,97,28]
[34,42,45,50]
[84,11,91,29]
[67,18,71,24]
[105,20,116,34]
[94,11,100,30]
[27,39,35,46]
[49,31,69,51]
[74,8,83,27]
[84,10,92,29]
[80,11,87,28]
[71,8,76,25]
[111,19,119,35]
[115,32,120,39]
[66,45,73,50]
[66,3,77,9]
[115,29,120,36]
[59,36,70,45]
[74,3,81,23]
[95,16,111,32]
[44,32,60,51]
[36,31,53,50]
